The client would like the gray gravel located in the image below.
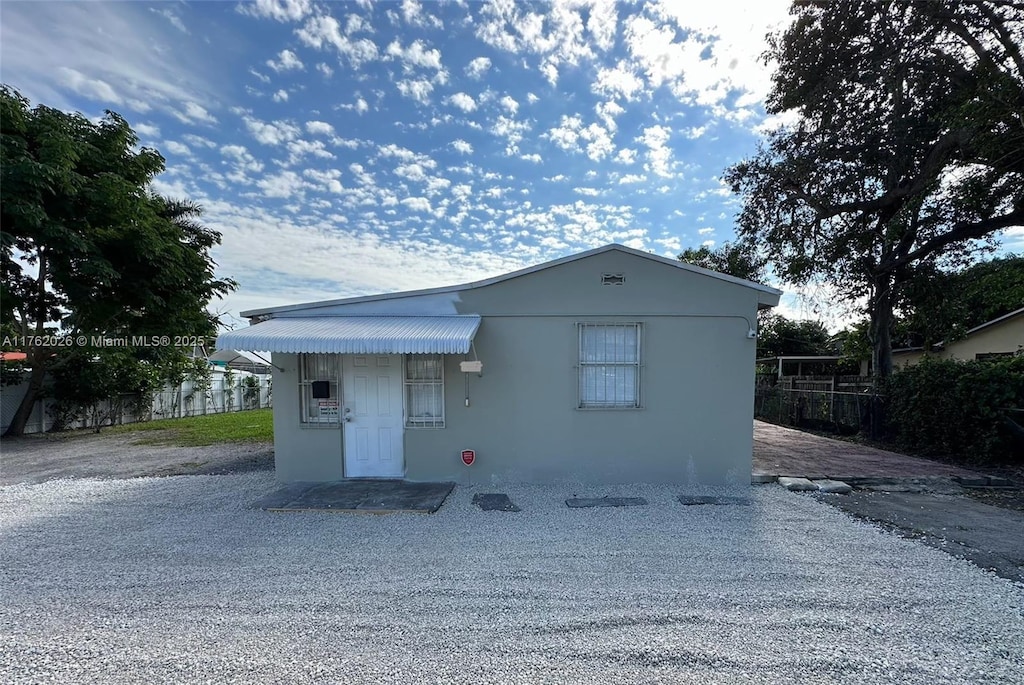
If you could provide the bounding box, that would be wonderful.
[2,474,1023,684]
[0,432,273,485]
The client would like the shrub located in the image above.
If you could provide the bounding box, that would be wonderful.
[884,355,1024,464]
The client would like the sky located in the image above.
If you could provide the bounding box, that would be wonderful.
[3,0,1017,330]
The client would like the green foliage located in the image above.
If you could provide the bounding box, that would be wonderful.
[0,85,236,435]
[884,356,1024,463]
[897,255,1024,347]
[105,408,273,446]
[677,241,767,282]
[757,313,834,358]
[242,375,261,409]
[48,347,163,431]
[724,1,1024,378]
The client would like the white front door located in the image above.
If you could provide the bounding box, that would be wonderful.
[342,354,404,478]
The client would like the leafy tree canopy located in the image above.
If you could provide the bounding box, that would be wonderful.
[0,86,236,435]
[677,241,768,283]
[724,0,1024,378]
[756,313,834,359]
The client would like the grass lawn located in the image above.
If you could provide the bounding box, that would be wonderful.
[106,409,273,446]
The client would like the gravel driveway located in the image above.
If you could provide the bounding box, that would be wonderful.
[0,432,273,485]
[2,474,1022,684]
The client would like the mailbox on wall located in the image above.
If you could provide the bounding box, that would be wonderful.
[311,380,330,399]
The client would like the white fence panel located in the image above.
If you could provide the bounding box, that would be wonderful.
[1,371,273,434]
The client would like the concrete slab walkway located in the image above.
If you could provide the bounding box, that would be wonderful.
[752,420,986,480]
[254,479,455,513]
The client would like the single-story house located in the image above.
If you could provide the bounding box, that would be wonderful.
[893,307,1023,367]
[216,244,781,486]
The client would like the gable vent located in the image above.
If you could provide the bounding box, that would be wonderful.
[601,273,625,286]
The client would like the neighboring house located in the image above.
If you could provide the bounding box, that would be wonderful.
[207,349,273,376]
[893,307,1024,367]
[215,244,781,486]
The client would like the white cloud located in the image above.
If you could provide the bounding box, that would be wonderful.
[57,67,122,104]
[257,169,305,198]
[595,100,625,131]
[638,125,674,177]
[396,79,434,104]
[243,115,301,145]
[266,49,304,72]
[134,122,160,138]
[306,121,335,136]
[491,115,531,156]
[498,95,518,114]
[698,227,715,235]
[182,134,216,148]
[618,173,646,184]
[452,139,473,155]
[316,62,333,77]
[238,0,311,23]
[465,56,492,79]
[656,235,682,252]
[304,168,344,194]
[520,153,542,163]
[355,97,369,114]
[526,92,539,104]
[272,89,289,102]
[163,140,191,156]
[399,0,443,29]
[447,92,477,112]
[386,39,446,80]
[546,114,583,152]
[574,187,601,196]
[615,148,637,164]
[594,61,645,101]
[395,163,429,182]
[175,101,217,125]
[286,139,334,165]
[151,7,188,34]
[401,197,432,213]
[587,0,617,51]
[297,15,379,67]
[348,163,375,186]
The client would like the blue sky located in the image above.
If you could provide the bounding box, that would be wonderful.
[7,0,1014,329]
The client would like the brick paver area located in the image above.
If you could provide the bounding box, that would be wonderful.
[752,420,985,480]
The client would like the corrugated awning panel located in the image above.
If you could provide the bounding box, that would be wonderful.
[215,316,481,354]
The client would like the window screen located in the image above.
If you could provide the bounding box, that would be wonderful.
[405,355,444,428]
[578,323,641,408]
[299,354,340,425]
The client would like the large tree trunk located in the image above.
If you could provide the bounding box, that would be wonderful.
[868,272,895,380]
[3,361,45,436]
[866,271,896,439]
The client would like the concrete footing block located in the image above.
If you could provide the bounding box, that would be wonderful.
[812,479,853,495]
[778,476,817,492]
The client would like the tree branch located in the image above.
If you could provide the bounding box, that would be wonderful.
[886,209,1024,273]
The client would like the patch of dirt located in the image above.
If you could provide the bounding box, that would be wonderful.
[0,429,273,486]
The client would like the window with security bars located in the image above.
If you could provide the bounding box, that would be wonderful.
[578,323,642,409]
[299,353,340,425]
[405,354,445,428]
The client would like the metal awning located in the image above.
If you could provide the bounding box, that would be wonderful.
[215,315,481,355]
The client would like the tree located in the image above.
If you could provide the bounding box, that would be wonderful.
[677,241,768,282]
[756,314,834,359]
[897,254,1024,347]
[724,0,1024,379]
[0,86,236,436]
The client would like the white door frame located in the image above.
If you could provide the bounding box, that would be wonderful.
[342,354,405,478]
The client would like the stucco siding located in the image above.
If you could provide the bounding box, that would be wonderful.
[404,314,755,485]
[270,353,345,482]
[454,249,761,320]
[940,316,1023,360]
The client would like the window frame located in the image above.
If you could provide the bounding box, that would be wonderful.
[404,354,445,429]
[298,353,341,427]
[576,322,643,410]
